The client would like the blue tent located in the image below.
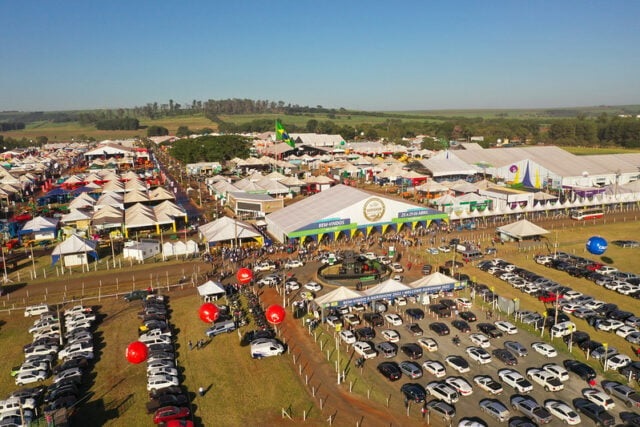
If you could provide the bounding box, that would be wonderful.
[37,188,71,206]
[51,235,98,266]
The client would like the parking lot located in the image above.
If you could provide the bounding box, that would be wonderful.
[274,244,640,426]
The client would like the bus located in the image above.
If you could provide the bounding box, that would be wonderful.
[570,208,604,220]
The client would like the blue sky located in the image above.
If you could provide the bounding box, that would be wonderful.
[1,0,639,111]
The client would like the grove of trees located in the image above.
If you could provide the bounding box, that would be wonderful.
[169,135,251,164]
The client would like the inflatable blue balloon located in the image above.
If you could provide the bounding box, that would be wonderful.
[586,236,607,255]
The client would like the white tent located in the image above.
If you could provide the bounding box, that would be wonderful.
[20,216,59,241]
[51,234,98,267]
[68,193,96,209]
[162,240,199,258]
[314,287,364,306]
[496,219,549,240]
[197,280,226,301]
[198,217,262,246]
[409,272,457,289]
[362,278,411,295]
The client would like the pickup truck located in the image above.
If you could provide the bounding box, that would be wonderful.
[602,381,640,408]
[253,262,276,272]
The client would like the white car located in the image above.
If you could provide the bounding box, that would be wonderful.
[544,400,581,425]
[466,346,492,364]
[418,337,438,352]
[303,282,322,292]
[146,360,176,372]
[284,259,304,269]
[339,330,356,345]
[479,398,510,423]
[469,333,490,348]
[353,342,377,359]
[473,375,503,395]
[606,353,632,370]
[438,246,451,253]
[148,366,179,377]
[13,362,49,377]
[342,313,361,326]
[422,360,446,378]
[445,355,471,373]
[53,367,83,384]
[253,262,276,272]
[15,370,47,386]
[525,368,564,391]
[497,368,533,393]
[381,329,400,342]
[384,313,403,326]
[325,316,342,327]
[395,297,407,306]
[377,256,392,265]
[64,312,96,324]
[455,298,472,309]
[147,374,179,391]
[444,376,473,396]
[284,280,300,291]
[494,321,518,335]
[562,290,582,301]
[561,303,582,314]
[427,247,439,255]
[596,319,625,332]
[425,381,459,404]
[390,263,404,273]
[24,345,58,357]
[541,363,569,382]
[531,342,557,358]
[582,388,615,410]
[64,305,92,316]
[597,266,618,275]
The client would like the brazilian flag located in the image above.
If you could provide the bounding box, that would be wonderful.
[275,120,295,148]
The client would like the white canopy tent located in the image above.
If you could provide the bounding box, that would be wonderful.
[197,280,226,301]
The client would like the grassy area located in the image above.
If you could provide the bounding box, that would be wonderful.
[562,146,640,155]
[0,289,318,426]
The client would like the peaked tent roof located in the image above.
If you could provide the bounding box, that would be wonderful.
[51,234,98,265]
[313,286,364,306]
[362,279,411,296]
[409,272,457,288]
[198,216,262,243]
[197,280,226,296]
[496,219,549,238]
[21,216,59,233]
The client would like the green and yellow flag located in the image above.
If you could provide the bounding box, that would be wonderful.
[275,120,295,148]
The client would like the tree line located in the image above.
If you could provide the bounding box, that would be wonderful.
[168,135,251,164]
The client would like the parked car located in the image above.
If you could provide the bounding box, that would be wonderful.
[400,383,426,403]
[563,359,596,381]
[543,399,581,425]
[473,375,503,395]
[572,398,615,426]
[479,399,510,423]
[504,341,528,357]
[377,361,401,381]
[497,368,533,393]
[422,360,447,378]
[582,388,615,410]
[531,342,557,358]
[510,395,553,424]
[445,355,470,373]
[427,399,456,421]
[492,348,518,366]
[525,368,564,391]
[153,406,190,425]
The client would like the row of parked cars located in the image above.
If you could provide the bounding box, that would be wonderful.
[479,255,639,372]
[134,295,193,426]
[2,303,98,426]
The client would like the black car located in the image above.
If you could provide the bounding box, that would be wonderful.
[620,411,640,426]
[429,303,451,318]
[149,386,184,399]
[595,303,618,316]
[578,339,602,353]
[429,322,450,336]
[421,264,433,275]
[406,323,424,336]
[146,394,189,413]
[439,299,457,308]
[451,320,471,333]
[363,312,384,327]
[573,398,615,426]
[406,308,425,320]
[240,329,276,346]
[492,348,517,366]
[477,323,503,338]
[400,343,423,360]
[459,311,477,322]
[562,331,590,346]
[401,383,426,403]
[377,361,402,381]
[53,357,89,374]
[619,361,640,381]
[354,327,376,341]
[609,310,634,321]
[563,359,596,381]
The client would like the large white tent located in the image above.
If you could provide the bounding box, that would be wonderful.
[198,216,263,246]
[197,280,226,301]
[51,234,98,267]
[496,219,549,241]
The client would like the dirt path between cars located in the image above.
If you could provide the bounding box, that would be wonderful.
[259,287,422,427]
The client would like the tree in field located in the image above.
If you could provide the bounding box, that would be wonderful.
[147,126,169,137]
[306,119,318,133]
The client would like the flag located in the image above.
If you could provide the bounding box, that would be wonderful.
[275,120,295,148]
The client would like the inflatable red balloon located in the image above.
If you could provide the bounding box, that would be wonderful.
[126,341,148,364]
[199,303,220,323]
[266,304,286,325]
[236,268,253,284]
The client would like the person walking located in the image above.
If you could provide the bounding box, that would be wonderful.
[198,386,205,397]
[188,340,193,351]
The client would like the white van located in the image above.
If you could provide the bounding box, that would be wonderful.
[251,339,284,359]
[550,321,576,338]
[24,304,50,318]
